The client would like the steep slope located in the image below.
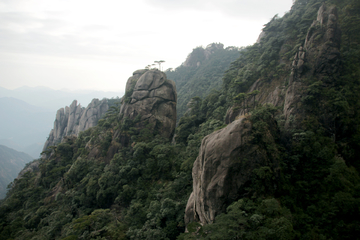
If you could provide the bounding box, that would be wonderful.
[165,43,239,120]
[186,3,344,225]
[1,0,360,239]
[180,0,360,239]
[0,145,33,199]
[0,69,186,240]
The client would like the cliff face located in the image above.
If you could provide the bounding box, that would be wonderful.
[185,117,253,225]
[120,69,177,141]
[283,3,341,127]
[42,98,109,152]
[186,3,342,226]
[86,69,177,160]
[226,3,341,127]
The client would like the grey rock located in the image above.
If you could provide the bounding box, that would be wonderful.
[304,4,341,76]
[134,70,165,91]
[86,69,177,161]
[125,69,148,93]
[119,69,177,141]
[185,116,277,226]
[43,98,109,152]
[79,98,109,132]
[283,3,341,127]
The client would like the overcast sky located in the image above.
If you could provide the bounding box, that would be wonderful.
[0,0,293,92]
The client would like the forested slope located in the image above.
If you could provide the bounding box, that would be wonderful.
[165,43,239,121]
[1,0,360,239]
[179,0,360,239]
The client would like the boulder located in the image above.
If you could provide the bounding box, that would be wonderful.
[119,69,177,141]
[185,116,275,225]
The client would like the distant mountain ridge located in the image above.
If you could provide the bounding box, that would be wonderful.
[0,97,54,158]
[0,86,123,112]
[0,86,123,158]
[0,145,33,199]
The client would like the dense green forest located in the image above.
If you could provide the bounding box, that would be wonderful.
[1,0,360,239]
[165,43,239,121]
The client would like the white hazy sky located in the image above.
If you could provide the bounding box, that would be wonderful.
[0,0,293,92]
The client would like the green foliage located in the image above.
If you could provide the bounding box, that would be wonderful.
[61,209,113,239]
[181,198,294,240]
[166,44,239,121]
[2,0,360,239]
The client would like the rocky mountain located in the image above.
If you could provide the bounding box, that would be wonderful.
[0,145,33,199]
[42,98,110,153]
[83,69,177,161]
[180,2,360,238]
[120,69,177,140]
[1,0,360,239]
[184,3,344,226]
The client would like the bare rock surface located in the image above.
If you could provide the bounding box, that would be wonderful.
[185,117,274,225]
[43,98,109,152]
[120,69,177,141]
[79,99,109,132]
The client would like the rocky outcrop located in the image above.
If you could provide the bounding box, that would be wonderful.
[225,4,341,128]
[42,98,109,152]
[304,4,341,78]
[189,3,342,228]
[119,69,177,142]
[78,99,109,132]
[185,117,251,225]
[83,69,176,161]
[185,116,278,226]
[283,3,341,127]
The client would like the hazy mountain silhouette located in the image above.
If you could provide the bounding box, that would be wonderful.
[0,144,33,199]
[0,86,123,112]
